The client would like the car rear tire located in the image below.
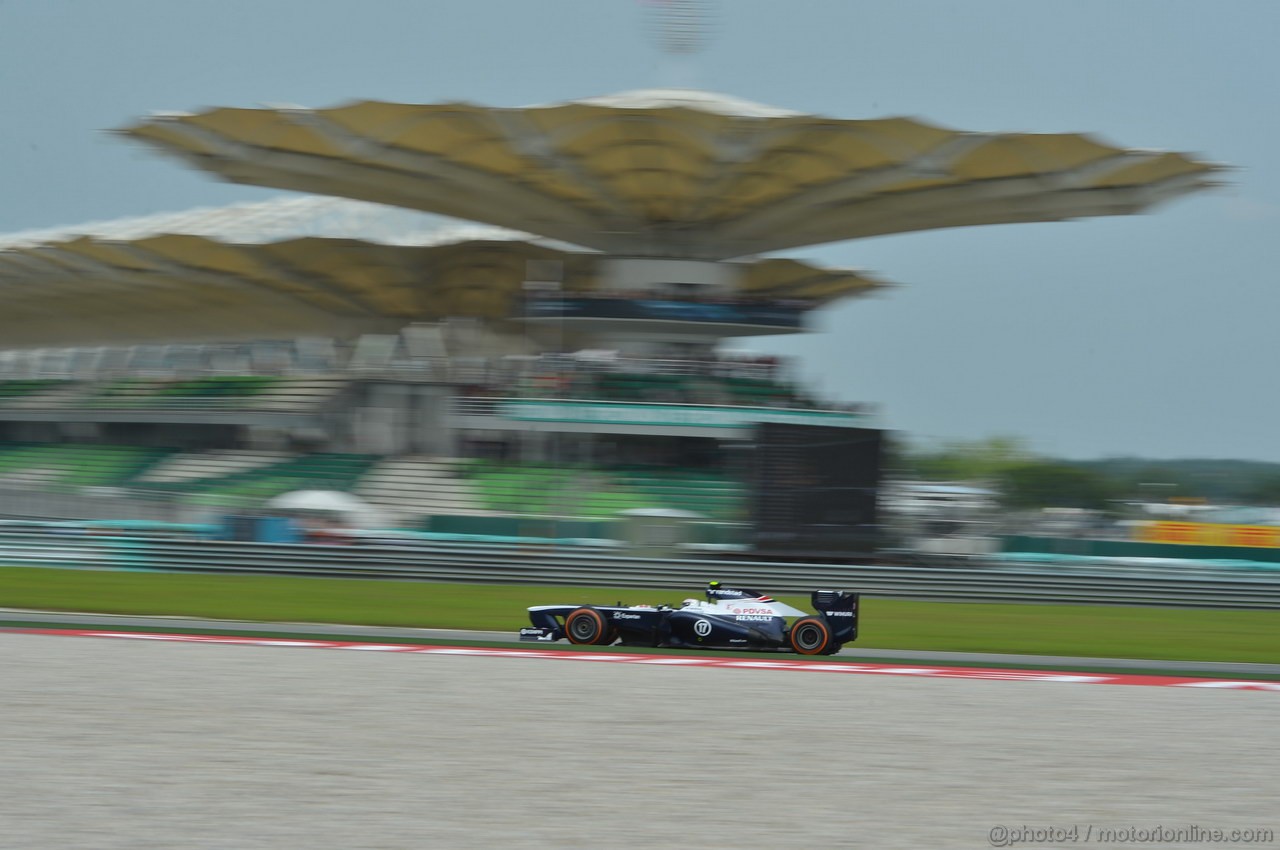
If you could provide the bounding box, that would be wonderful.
[788,617,833,656]
[565,607,612,646]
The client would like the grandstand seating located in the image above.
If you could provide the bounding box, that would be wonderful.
[592,373,694,402]
[463,461,637,517]
[721,375,791,405]
[137,450,293,484]
[0,443,173,491]
[137,452,377,505]
[611,466,748,521]
[83,376,278,408]
[0,380,86,409]
[461,460,745,520]
[78,376,346,411]
[0,440,749,528]
[0,442,379,513]
[578,371,794,407]
[215,377,348,413]
[0,379,70,399]
[355,456,489,520]
[0,376,350,412]
[83,448,490,519]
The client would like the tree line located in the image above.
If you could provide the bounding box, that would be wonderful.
[890,436,1280,511]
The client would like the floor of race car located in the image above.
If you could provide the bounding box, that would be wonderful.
[3,630,1276,850]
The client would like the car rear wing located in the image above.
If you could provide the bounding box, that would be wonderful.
[811,590,859,644]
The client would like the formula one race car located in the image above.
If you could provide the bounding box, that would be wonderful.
[519,581,859,656]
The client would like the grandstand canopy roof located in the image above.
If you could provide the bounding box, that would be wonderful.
[119,88,1225,260]
[0,197,885,348]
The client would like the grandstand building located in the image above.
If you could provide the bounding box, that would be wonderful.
[0,90,1221,548]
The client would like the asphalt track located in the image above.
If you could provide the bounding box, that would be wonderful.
[3,629,1277,850]
[4,608,1280,676]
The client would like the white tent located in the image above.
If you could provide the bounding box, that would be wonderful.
[266,490,385,528]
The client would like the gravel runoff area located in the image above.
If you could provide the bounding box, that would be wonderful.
[4,633,1276,850]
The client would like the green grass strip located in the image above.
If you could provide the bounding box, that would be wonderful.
[1,566,1278,664]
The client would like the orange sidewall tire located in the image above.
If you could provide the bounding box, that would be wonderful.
[788,617,832,656]
[565,608,608,645]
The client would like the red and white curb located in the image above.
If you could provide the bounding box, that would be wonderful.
[9,627,1280,691]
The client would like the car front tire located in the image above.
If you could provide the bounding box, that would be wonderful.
[565,607,612,646]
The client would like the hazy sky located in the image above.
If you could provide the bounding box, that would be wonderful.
[2,0,1278,460]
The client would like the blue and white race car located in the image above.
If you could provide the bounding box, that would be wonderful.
[519,581,859,655]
